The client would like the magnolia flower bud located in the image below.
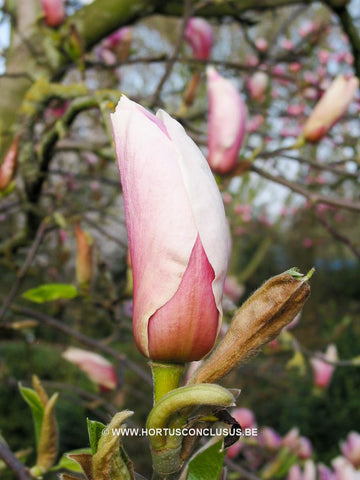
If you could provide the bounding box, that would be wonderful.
[0,136,19,191]
[247,72,269,102]
[340,432,360,468]
[188,269,311,385]
[40,0,65,27]
[310,344,338,389]
[259,427,282,450]
[111,96,229,363]
[207,67,247,174]
[184,18,213,60]
[303,75,359,142]
[75,224,94,289]
[62,347,117,390]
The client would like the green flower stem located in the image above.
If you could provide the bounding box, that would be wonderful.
[150,362,185,404]
[146,384,235,476]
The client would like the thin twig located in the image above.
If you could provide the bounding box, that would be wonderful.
[149,0,193,107]
[0,221,52,321]
[251,164,360,213]
[12,305,152,385]
[0,441,32,480]
[315,211,360,260]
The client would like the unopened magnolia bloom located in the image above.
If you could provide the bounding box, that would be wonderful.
[111,96,229,363]
[98,27,132,65]
[226,407,256,458]
[340,432,360,468]
[223,276,244,303]
[332,456,360,480]
[62,347,117,390]
[184,18,213,60]
[310,344,338,389]
[40,0,65,27]
[259,427,282,450]
[207,67,247,174]
[303,75,359,142]
[287,461,316,480]
[75,224,94,288]
[247,72,269,102]
[0,136,18,190]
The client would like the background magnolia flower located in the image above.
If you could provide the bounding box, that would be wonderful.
[184,17,213,60]
[247,71,269,102]
[340,431,360,468]
[303,75,359,141]
[207,66,247,174]
[40,0,65,27]
[311,344,338,389]
[111,96,229,362]
[0,136,18,191]
[62,347,117,390]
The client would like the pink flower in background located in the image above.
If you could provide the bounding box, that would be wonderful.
[332,456,360,480]
[340,432,360,468]
[259,427,282,450]
[97,26,132,65]
[289,62,302,73]
[246,114,264,132]
[184,18,213,60]
[0,136,18,191]
[247,72,268,102]
[223,276,244,304]
[255,38,268,51]
[111,96,229,362]
[227,408,256,459]
[302,238,314,249]
[287,461,316,480]
[281,38,295,50]
[287,104,306,116]
[303,75,359,142]
[298,436,313,459]
[317,464,335,480]
[311,344,338,389]
[62,347,117,391]
[207,67,247,174]
[40,0,65,27]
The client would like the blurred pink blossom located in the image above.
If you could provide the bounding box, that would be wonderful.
[311,344,338,389]
[246,114,264,133]
[289,62,302,73]
[340,432,360,468]
[281,38,295,50]
[62,347,117,391]
[184,18,213,60]
[259,427,282,450]
[247,72,268,102]
[332,456,360,480]
[41,0,65,27]
[255,38,268,51]
[303,75,359,142]
[207,67,247,174]
[223,276,244,303]
[287,104,306,116]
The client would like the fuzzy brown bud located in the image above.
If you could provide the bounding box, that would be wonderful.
[75,224,94,289]
[188,269,312,385]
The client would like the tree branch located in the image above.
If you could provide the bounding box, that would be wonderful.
[0,441,32,480]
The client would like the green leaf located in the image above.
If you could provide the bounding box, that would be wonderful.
[22,284,78,303]
[187,440,225,480]
[50,448,92,473]
[87,419,106,455]
[19,385,44,447]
